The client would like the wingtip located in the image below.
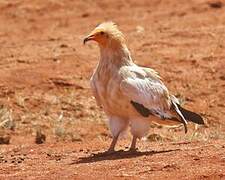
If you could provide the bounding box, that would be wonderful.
[176,104,205,125]
[198,116,205,125]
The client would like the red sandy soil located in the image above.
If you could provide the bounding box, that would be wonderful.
[0,0,225,179]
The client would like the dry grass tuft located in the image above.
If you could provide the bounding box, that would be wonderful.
[0,106,15,130]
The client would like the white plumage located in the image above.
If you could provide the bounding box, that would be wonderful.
[84,22,204,153]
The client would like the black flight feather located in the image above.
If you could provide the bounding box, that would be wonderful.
[176,104,205,125]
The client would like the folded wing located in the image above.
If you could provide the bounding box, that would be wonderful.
[120,67,189,133]
[120,67,172,118]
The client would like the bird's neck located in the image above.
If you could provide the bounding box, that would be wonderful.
[99,43,133,67]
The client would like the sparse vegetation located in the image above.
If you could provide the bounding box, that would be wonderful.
[0,106,15,131]
[0,106,14,144]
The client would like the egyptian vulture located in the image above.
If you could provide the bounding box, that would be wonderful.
[84,22,204,153]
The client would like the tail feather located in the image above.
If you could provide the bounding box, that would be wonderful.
[171,101,188,133]
[176,104,205,125]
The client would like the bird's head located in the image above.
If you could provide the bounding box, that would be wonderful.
[83,22,125,48]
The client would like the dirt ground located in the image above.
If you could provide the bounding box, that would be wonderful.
[0,0,225,179]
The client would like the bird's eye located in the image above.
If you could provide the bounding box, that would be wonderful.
[100,31,105,35]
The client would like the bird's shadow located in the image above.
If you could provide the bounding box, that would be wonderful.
[73,148,180,164]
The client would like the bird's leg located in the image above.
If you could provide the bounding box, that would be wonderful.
[129,136,138,152]
[106,134,119,154]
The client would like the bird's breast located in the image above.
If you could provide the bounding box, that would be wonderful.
[91,68,135,117]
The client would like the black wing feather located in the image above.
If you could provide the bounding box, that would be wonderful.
[176,104,205,125]
[130,101,151,117]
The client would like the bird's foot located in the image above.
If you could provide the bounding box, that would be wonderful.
[128,148,138,154]
[103,149,116,156]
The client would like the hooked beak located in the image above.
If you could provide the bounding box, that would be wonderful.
[83,34,95,45]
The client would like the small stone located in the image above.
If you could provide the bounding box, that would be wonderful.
[60,44,68,48]
[208,1,223,8]
[0,135,10,144]
[81,13,90,18]
[35,129,46,144]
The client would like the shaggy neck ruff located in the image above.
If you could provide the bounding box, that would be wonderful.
[99,42,133,67]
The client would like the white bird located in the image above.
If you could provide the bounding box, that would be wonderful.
[84,22,204,153]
